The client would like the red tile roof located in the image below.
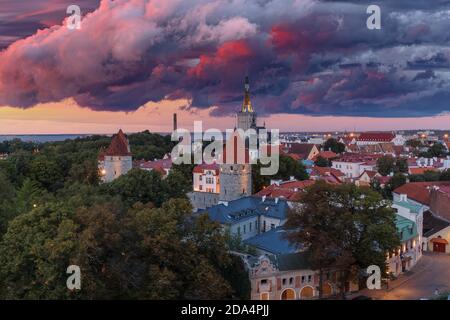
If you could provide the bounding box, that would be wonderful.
[375,175,391,185]
[139,157,172,170]
[313,151,337,161]
[310,166,345,184]
[282,143,316,158]
[393,182,450,205]
[99,129,131,159]
[193,163,220,175]
[357,132,395,142]
[334,153,382,163]
[359,170,379,179]
[409,167,437,175]
[254,179,316,201]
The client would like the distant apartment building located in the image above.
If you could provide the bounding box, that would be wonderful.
[393,182,450,253]
[356,132,405,146]
[331,154,380,179]
[387,214,421,276]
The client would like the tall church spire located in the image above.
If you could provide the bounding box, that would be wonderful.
[241,76,253,112]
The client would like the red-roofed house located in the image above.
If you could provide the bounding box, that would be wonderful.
[312,151,337,161]
[393,182,450,207]
[331,153,381,179]
[356,170,381,187]
[310,166,345,184]
[356,132,398,146]
[98,129,133,182]
[193,163,220,193]
[281,143,319,160]
[254,179,315,201]
[135,154,173,177]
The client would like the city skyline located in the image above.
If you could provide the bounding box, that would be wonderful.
[1,0,450,133]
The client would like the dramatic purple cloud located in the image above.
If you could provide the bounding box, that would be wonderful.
[0,0,450,118]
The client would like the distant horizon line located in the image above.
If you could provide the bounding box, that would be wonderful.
[1,128,450,136]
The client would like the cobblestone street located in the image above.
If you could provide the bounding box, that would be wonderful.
[357,252,450,300]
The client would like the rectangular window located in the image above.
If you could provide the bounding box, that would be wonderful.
[271,223,275,230]
[237,226,240,235]
[243,225,246,234]
[282,279,286,286]
[308,275,312,282]
[301,276,305,283]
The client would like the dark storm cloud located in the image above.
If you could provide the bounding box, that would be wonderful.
[0,0,450,118]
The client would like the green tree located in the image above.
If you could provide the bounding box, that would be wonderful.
[377,155,396,176]
[429,143,447,157]
[252,155,309,192]
[395,158,408,174]
[106,168,168,207]
[323,138,345,154]
[29,156,64,191]
[15,178,43,214]
[440,169,450,181]
[315,155,330,167]
[383,173,407,198]
[0,170,16,236]
[285,182,400,299]
[0,203,79,299]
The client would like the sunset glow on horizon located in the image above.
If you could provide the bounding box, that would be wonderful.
[1,0,450,133]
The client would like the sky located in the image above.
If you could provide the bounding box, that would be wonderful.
[0,0,450,134]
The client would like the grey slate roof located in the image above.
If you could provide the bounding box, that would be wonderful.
[200,196,289,225]
[423,210,450,238]
[244,227,299,255]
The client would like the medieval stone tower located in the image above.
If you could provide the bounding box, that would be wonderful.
[218,77,255,203]
[98,129,133,183]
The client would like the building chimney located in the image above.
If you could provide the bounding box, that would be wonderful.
[173,113,177,132]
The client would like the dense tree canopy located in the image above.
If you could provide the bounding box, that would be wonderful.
[323,138,345,154]
[0,132,249,299]
[377,156,408,176]
[285,182,400,299]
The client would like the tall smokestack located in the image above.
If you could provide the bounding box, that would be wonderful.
[173,113,177,132]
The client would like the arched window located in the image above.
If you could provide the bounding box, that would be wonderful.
[280,288,295,300]
[321,283,333,296]
[300,286,314,299]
